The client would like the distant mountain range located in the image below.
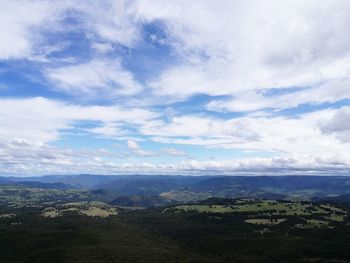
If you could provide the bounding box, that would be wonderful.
[1,174,350,205]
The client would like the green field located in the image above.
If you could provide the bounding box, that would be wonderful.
[168,199,347,229]
[171,200,344,215]
[168,204,234,213]
[0,185,94,208]
[42,201,118,218]
[245,218,286,225]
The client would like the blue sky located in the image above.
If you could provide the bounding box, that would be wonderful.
[1,0,350,175]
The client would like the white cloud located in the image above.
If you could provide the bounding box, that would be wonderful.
[140,108,350,163]
[138,0,350,105]
[141,115,261,142]
[207,78,350,112]
[162,147,187,157]
[0,97,157,142]
[0,97,160,174]
[1,144,349,175]
[0,0,141,60]
[1,99,350,175]
[0,0,52,59]
[319,106,350,142]
[0,137,122,175]
[78,0,140,47]
[91,42,114,53]
[4,1,350,105]
[46,59,142,97]
[175,156,350,175]
[127,140,156,157]
[1,1,350,175]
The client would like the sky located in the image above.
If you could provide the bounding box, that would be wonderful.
[1,0,350,176]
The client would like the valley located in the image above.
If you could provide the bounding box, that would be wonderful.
[1,175,350,262]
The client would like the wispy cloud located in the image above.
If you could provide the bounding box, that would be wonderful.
[162,147,187,157]
[127,140,157,157]
[46,58,142,97]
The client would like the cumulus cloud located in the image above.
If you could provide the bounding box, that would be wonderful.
[0,138,121,175]
[176,157,350,175]
[319,106,350,142]
[1,145,349,175]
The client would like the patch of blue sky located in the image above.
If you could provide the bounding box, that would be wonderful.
[52,130,278,164]
[260,86,308,97]
[277,99,350,117]
[144,144,278,164]
[0,61,68,100]
[68,120,104,130]
[179,144,278,161]
[39,16,95,64]
[0,18,94,100]
[52,133,124,151]
[129,138,279,160]
[120,21,179,83]
[157,94,246,119]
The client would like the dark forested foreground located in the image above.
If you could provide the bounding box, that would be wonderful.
[1,197,350,262]
[1,175,350,262]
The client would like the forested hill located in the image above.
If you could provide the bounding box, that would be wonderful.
[1,175,350,202]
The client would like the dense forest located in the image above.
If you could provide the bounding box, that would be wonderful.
[1,179,350,262]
